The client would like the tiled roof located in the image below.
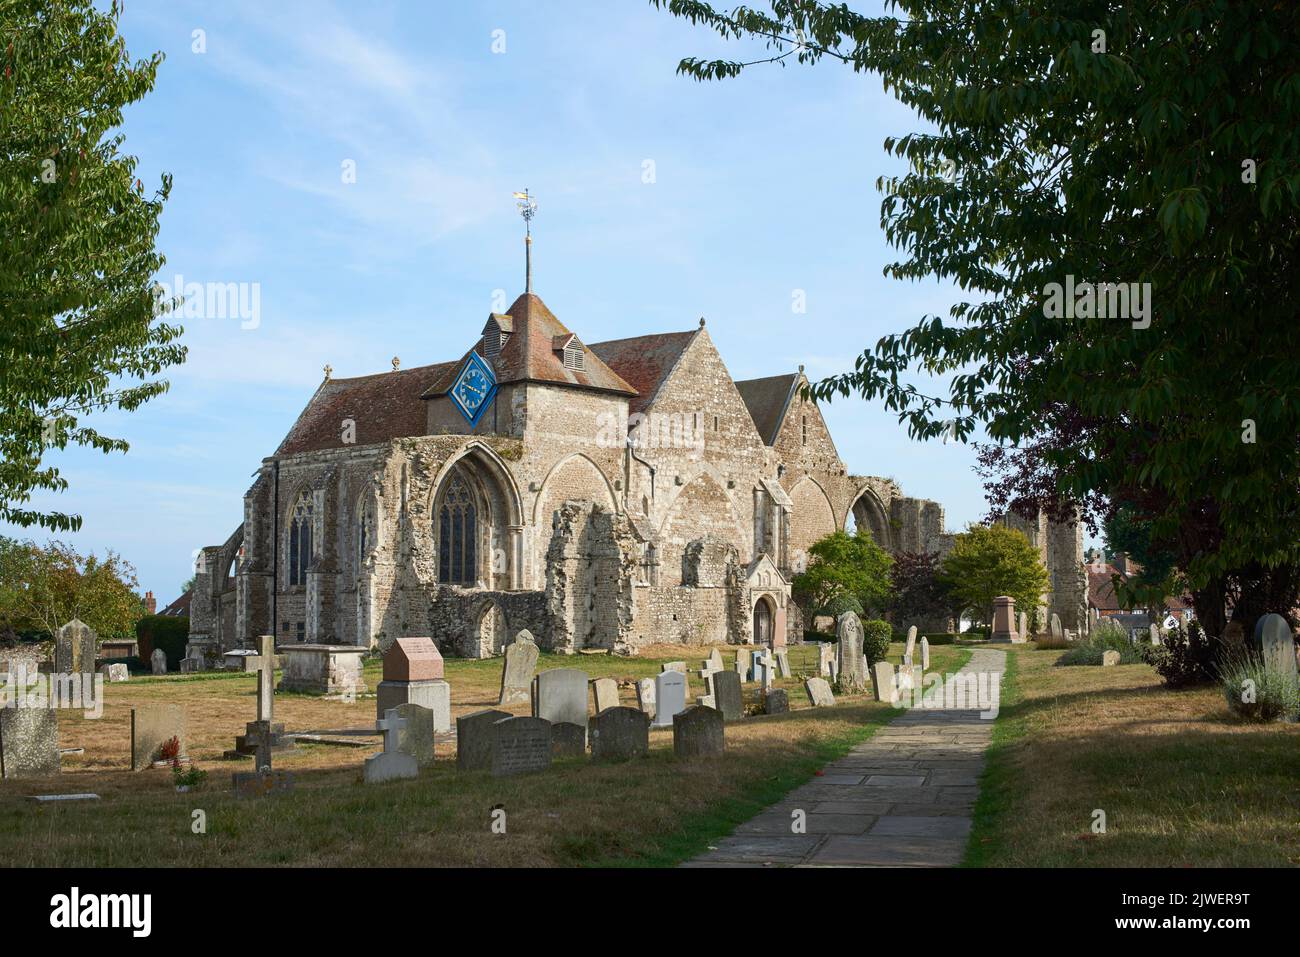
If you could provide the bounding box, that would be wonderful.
[160,588,192,617]
[277,362,454,456]
[1088,563,1123,611]
[425,293,636,398]
[588,329,698,415]
[734,373,799,445]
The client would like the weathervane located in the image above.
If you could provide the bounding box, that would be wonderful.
[513,188,538,292]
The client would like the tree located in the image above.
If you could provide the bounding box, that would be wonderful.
[653,0,1300,636]
[938,524,1049,625]
[792,529,893,617]
[1,0,183,532]
[0,536,145,639]
[890,550,950,626]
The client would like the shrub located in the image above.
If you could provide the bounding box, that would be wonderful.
[1059,626,1143,666]
[862,618,892,665]
[135,615,189,669]
[1220,649,1300,722]
[1140,621,1220,687]
[923,633,957,646]
[821,594,864,620]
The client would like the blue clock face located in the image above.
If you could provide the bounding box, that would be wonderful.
[449,352,497,427]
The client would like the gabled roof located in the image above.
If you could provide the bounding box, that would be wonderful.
[277,362,454,456]
[734,373,801,446]
[160,589,192,617]
[425,293,635,398]
[588,329,698,416]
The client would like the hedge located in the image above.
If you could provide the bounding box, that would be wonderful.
[135,615,190,669]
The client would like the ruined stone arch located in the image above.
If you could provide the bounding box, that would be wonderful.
[846,483,893,551]
[473,597,509,657]
[787,476,837,573]
[658,469,749,584]
[532,451,619,584]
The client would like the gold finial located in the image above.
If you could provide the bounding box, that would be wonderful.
[391,357,400,371]
[323,364,332,380]
[698,316,706,328]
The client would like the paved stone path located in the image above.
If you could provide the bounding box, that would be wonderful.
[684,647,1007,867]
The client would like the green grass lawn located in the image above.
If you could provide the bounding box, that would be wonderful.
[966,644,1300,866]
[0,641,970,867]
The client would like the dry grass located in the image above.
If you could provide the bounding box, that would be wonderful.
[0,642,970,867]
[967,646,1300,866]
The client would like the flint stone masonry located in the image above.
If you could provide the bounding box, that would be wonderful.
[0,708,60,778]
[673,705,724,758]
[804,677,835,708]
[533,668,590,728]
[590,706,650,761]
[499,631,539,705]
[491,716,553,776]
[712,670,743,720]
[456,709,510,771]
[551,721,587,758]
[277,645,367,695]
[131,705,186,771]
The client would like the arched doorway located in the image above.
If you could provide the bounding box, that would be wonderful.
[753,596,775,647]
[476,601,508,657]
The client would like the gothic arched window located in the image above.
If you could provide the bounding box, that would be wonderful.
[438,475,478,585]
[288,491,313,587]
[356,497,374,571]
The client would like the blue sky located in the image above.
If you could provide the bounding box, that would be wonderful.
[8,0,1013,601]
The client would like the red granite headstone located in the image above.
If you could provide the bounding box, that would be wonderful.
[383,637,444,682]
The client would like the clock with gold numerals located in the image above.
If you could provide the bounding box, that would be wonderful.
[449,351,497,428]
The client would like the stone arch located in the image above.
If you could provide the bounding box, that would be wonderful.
[753,593,777,646]
[658,470,747,585]
[846,484,892,551]
[474,598,509,657]
[532,452,619,583]
[427,442,524,591]
[787,476,837,573]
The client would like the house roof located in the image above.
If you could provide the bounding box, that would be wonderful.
[424,293,636,398]
[1088,563,1124,611]
[160,589,192,617]
[277,361,455,456]
[588,329,698,416]
[734,373,800,445]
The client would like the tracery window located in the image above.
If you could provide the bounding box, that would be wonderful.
[288,491,313,587]
[438,475,478,585]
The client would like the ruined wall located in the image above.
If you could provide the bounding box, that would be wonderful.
[786,476,838,573]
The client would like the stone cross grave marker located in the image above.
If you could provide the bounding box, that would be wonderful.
[364,708,419,783]
[653,670,687,728]
[254,634,275,724]
[499,630,539,705]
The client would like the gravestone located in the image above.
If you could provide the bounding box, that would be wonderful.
[498,630,540,705]
[364,708,419,783]
[919,636,930,670]
[756,652,773,690]
[55,619,97,675]
[804,677,835,708]
[635,677,656,720]
[1050,613,1063,641]
[232,769,294,798]
[551,721,587,758]
[225,635,293,761]
[0,708,60,778]
[590,706,650,761]
[456,708,510,771]
[711,669,743,720]
[835,611,868,693]
[871,662,897,705]
[904,625,918,661]
[591,677,620,714]
[532,668,589,728]
[774,649,791,679]
[277,644,366,694]
[393,702,435,768]
[1150,623,1164,646]
[653,670,688,728]
[491,716,552,777]
[150,649,167,676]
[818,642,835,678]
[376,637,450,732]
[673,705,724,758]
[733,652,748,680]
[130,705,186,771]
[897,663,922,697]
[1019,611,1029,642]
[661,661,688,676]
[764,688,789,715]
[179,657,202,673]
[98,663,128,683]
[749,650,765,682]
[991,596,1017,642]
[705,648,724,672]
[1101,650,1120,667]
[1256,614,1298,680]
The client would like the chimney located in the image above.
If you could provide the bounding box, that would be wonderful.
[145,590,156,615]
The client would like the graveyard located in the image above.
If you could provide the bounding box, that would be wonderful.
[0,638,976,867]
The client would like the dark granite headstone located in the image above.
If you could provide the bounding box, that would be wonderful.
[673,705,724,758]
[764,688,790,715]
[491,716,552,777]
[589,706,649,761]
[551,721,587,758]
[711,669,743,721]
[456,708,511,771]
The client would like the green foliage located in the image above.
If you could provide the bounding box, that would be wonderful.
[172,762,207,790]
[654,0,1300,618]
[1140,621,1221,687]
[861,618,891,665]
[135,614,188,669]
[792,530,893,617]
[822,593,863,620]
[938,525,1049,624]
[921,633,957,646]
[1219,649,1300,722]
[889,550,950,626]
[0,0,182,532]
[1058,626,1143,666]
[0,535,143,638]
